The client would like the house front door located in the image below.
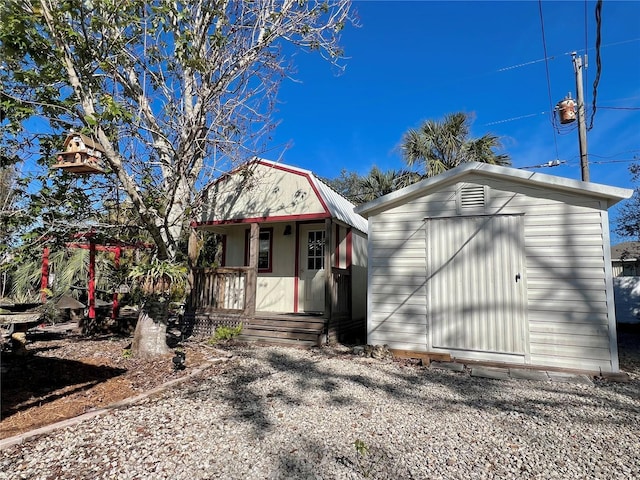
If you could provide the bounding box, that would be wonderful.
[298,224,325,313]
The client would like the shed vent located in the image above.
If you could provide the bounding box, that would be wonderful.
[459,185,486,208]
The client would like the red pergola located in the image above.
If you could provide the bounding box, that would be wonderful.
[41,233,153,319]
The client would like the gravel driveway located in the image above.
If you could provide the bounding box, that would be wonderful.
[1,343,639,480]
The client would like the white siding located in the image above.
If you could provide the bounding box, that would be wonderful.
[366,188,458,350]
[351,229,368,321]
[367,174,617,372]
[613,276,640,323]
[202,162,325,222]
[470,177,614,372]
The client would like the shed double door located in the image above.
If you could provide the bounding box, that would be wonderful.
[426,215,527,361]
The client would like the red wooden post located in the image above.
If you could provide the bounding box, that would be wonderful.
[88,240,96,319]
[41,247,50,303]
[112,246,121,319]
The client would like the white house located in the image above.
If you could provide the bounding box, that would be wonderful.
[355,162,632,373]
[191,159,368,345]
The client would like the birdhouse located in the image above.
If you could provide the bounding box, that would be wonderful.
[51,132,106,174]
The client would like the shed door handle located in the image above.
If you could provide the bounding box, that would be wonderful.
[515,273,521,283]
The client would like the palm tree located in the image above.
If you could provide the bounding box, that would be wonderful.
[355,167,422,203]
[401,112,510,178]
[128,258,187,358]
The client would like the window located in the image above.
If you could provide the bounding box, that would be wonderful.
[258,230,271,271]
[245,228,273,272]
[307,230,325,270]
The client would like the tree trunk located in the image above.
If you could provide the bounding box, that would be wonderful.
[131,298,171,358]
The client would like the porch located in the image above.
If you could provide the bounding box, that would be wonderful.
[186,265,361,347]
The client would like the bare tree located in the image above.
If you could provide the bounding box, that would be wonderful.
[1,0,356,260]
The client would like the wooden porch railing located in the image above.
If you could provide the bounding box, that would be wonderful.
[191,267,250,312]
[191,266,351,318]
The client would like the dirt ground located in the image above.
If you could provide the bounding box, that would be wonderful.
[1,323,639,441]
[0,322,218,440]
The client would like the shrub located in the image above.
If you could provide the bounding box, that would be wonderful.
[207,324,242,345]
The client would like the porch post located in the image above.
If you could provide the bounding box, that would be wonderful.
[187,227,201,310]
[325,218,334,340]
[245,223,259,317]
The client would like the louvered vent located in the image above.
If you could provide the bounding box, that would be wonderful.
[460,185,486,209]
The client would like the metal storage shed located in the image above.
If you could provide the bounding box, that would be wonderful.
[355,162,632,373]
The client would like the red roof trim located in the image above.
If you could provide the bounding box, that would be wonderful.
[193,212,331,227]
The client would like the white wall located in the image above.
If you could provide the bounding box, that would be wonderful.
[351,229,368,321]
[367,174,617,372]
[201,162,325,222]
[255,223,296,312]
[614,276,640,324]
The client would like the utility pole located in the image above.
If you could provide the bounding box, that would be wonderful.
[572,52,589,182]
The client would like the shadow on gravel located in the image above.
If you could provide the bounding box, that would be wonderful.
[272,435,415,479]
[1,353,126,419]
[190,330,639,443]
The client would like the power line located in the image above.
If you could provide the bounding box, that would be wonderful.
[483,112,547,126]
[583,0,589,104]
[599,106,640,111]
[519,160,567,169]
[496,38,640,73]
[538,0,561,161]
[588,0,603,130]
[483,103,640,127]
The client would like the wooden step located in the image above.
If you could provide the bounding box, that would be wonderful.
[238,334,319,348]
[240,327,320,343]
[244,322,322,335]
[248,318,325,330]
[238,314,326,347]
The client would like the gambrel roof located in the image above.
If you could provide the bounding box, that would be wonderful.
[197,158,368,234]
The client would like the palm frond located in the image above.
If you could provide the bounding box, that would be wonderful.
[401,112,510,178]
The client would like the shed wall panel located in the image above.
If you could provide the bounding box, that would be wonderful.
[367,213,427,348]
[366,174,617,372]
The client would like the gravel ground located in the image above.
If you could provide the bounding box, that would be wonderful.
[1,344,639,480]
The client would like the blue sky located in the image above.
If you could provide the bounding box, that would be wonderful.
[268,1,640,241]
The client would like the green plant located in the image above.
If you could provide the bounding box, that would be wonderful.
[353,439,380,479]
[207,324,243,345]
[122,348,132,358]
[128,258,188,301]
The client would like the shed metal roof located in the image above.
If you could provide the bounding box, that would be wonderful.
[355,162,633,218]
